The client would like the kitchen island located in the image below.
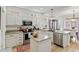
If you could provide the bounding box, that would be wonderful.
[30,30,52,52]
[53,30,70,48]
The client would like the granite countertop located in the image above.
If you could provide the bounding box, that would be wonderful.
[6,30,22,33]
[64,29,77,31]
[6,25,23,33]
[55,30,70,34]
[32,30,52,42]
[6,25,22,27]
[32,35,50,42]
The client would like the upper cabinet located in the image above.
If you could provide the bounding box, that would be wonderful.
[6,7,22,26]
[64,20,77,30]
[6,7,32,26]
[64,20,71,30]
[6,11,18,25]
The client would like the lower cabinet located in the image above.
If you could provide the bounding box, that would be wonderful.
[53,32,70,48]
[30,37,51,52]
[5,31,23,48]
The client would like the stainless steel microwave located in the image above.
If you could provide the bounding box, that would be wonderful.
[22,21,32,26]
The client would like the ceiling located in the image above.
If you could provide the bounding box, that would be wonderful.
[18,6,79,17]
[18,6,70,13]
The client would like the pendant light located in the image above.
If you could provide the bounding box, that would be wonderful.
[50,8,53,18]
[67,9,79,21]
[71,10,76,21]
[66,9,79,30]
[49,8,58,31]
[50,8,55,19]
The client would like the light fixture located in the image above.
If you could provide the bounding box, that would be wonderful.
[67,9,79,21]
[71,10,76,21]
[50,8,56,19]
[71,18,76,21]
[50,8,54,18]
[66,9,79,30]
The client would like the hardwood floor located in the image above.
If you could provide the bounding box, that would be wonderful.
[12,43,30,52]
[11,40,79,52]
[52,42,79,52]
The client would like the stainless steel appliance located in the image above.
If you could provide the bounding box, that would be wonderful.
[22,21,32,26]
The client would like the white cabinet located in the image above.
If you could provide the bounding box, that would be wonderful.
[65,20,71,29]
[65,20,77,30]
[17,15,22,25]
[17,32,23,45]
[5,31,23,48]
[30,36,51,52]
[6,11,17,25]
[6,10,22,25]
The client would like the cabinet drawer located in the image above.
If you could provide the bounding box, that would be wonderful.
[18,40,23,43]
[19,33,23,35]
[18,39,23,41]
[18,36,23,38]
[5,32,23,48]
[5,35,11,37]
[17,42,23,45]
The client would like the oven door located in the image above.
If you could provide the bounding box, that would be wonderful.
[24,33,29,40]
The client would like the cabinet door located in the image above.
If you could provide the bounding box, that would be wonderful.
[38,39,51,52]
[71,21,77,29]
[6,11,18,25]
[65,20,71,29]
[5,34,13,48]
[53,33,59,44]
[5,33,17,48]
[17,32,23,45]
[30,38,38,52]
[12,33,18,46]
[17,14,22,25]
[58,34,63,46]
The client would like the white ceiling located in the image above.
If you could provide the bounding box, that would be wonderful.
[17,6,79,17]
[18,6,70,13]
